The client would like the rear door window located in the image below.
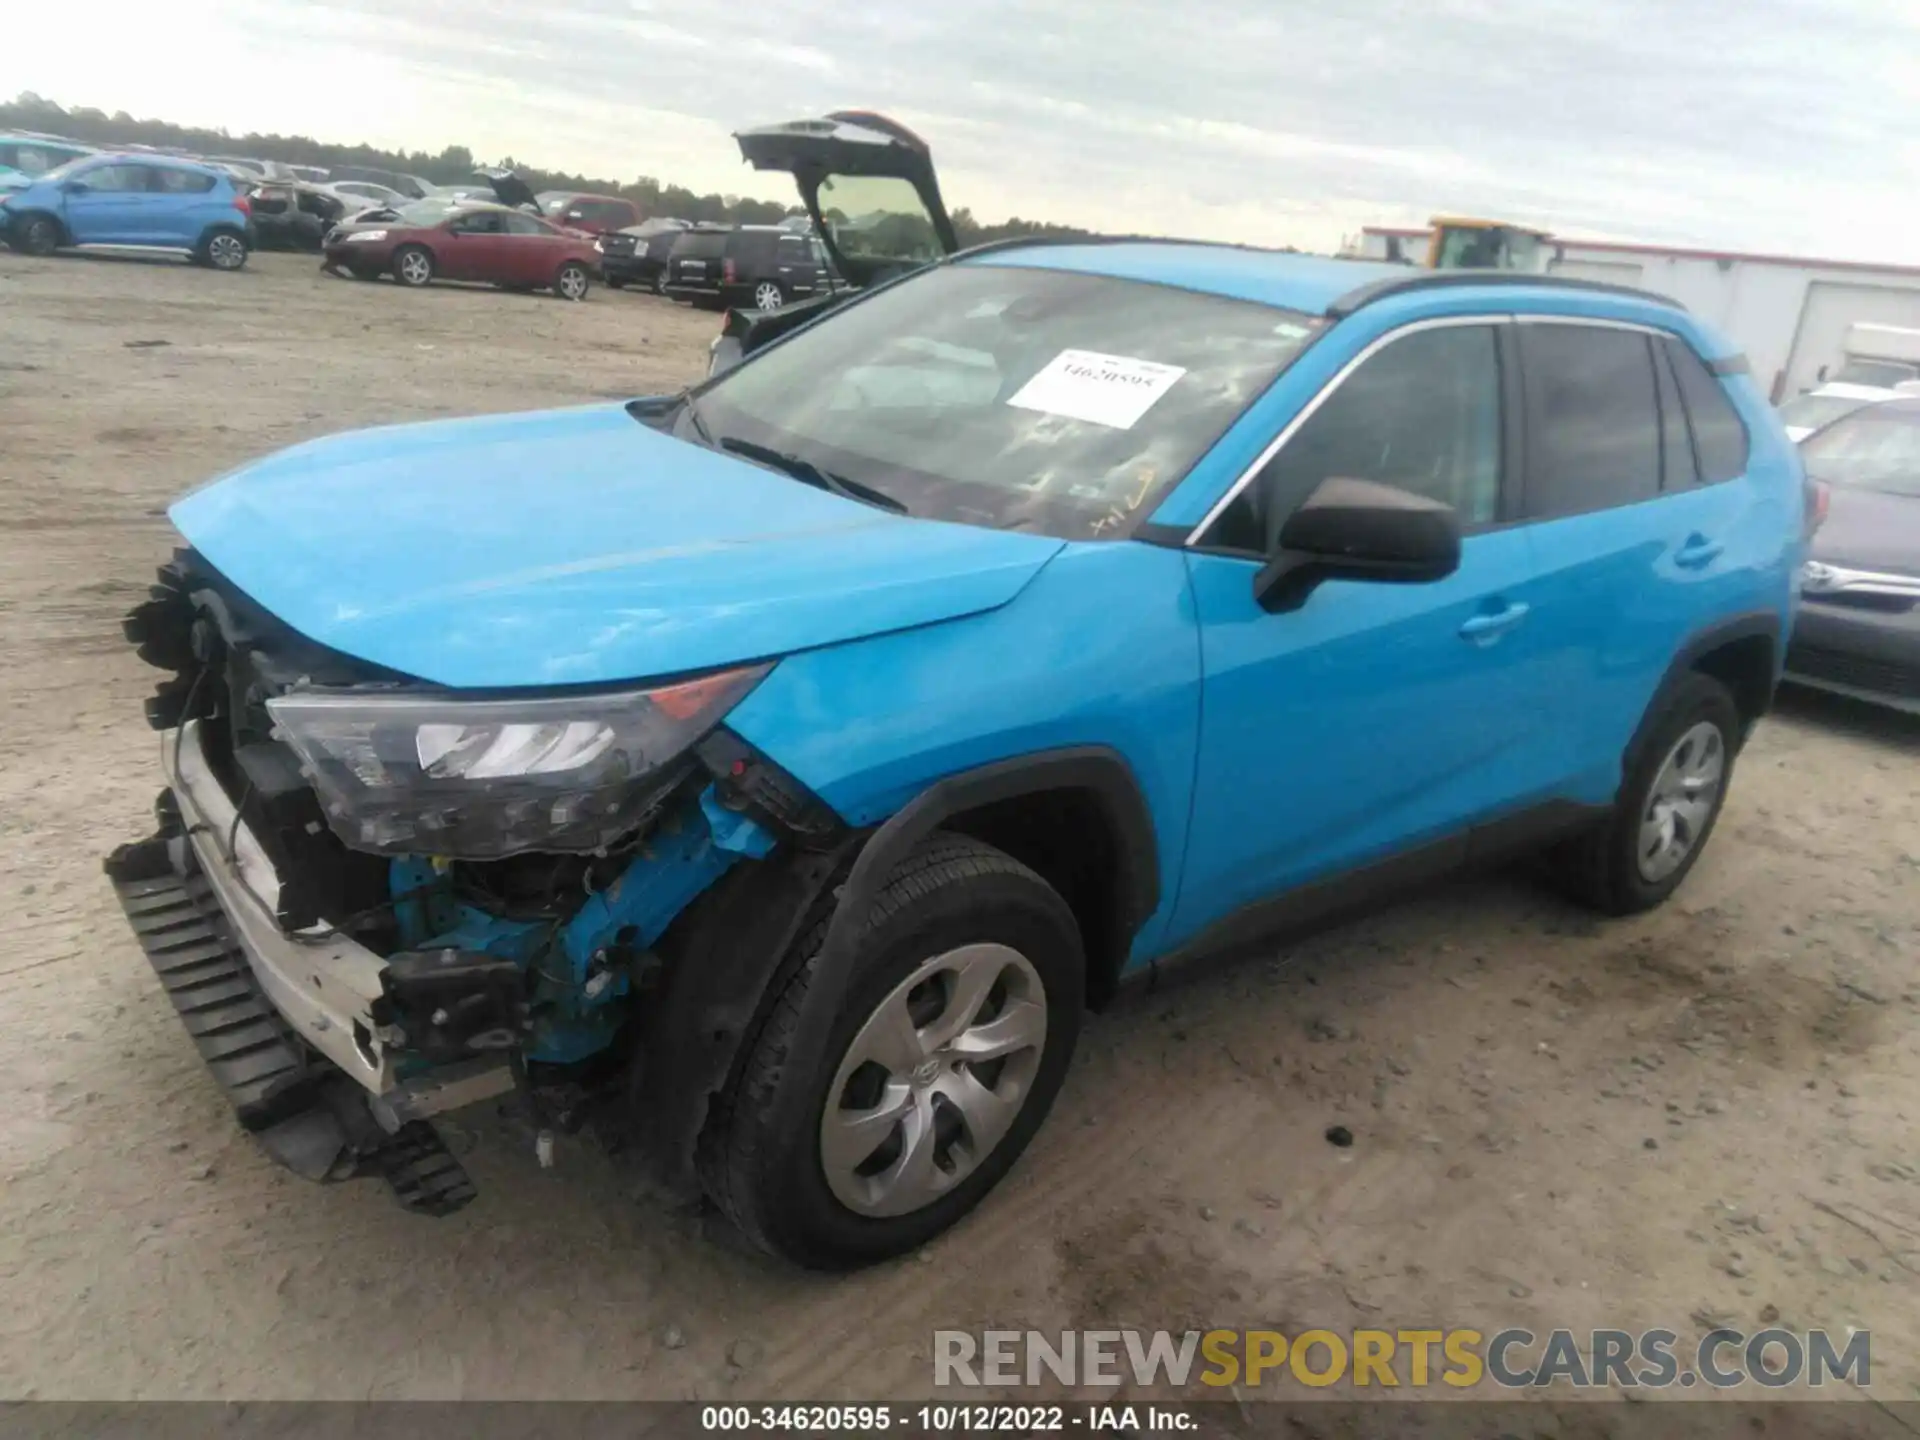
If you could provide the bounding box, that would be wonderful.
[152,167,217,194]
[501,212,548,236]
[1663,338,1751,483]
[1520,324,1663,519]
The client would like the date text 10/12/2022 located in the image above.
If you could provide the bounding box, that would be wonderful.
[699,1406,1198,1432]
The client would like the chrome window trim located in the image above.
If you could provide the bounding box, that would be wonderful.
[1188,313,1514,546]
[1512,313,1680,338]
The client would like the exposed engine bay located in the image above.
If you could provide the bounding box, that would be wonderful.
[108,550,841,1205]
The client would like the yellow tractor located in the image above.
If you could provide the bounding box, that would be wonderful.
[1426,217,1552,272]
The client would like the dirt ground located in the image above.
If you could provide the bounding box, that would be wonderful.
[1,250,1916,1406]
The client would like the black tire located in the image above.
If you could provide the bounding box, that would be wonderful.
[553,260,591,301]
[699,834,1084,1270]
[650,270,667,296]
[391,244,434,287]
[1551,672,1741,915]
[11,213,61,257]
[194,226,249,272]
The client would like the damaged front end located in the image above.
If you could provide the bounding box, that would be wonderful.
[105,550,837,1213]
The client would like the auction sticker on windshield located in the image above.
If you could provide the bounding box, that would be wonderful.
[1007,349,1187,430]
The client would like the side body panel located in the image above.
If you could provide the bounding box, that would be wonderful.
[727,541,1204,962]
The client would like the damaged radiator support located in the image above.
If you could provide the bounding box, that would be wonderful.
[104,811,478,1217]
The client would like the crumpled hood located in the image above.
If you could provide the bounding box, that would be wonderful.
[170,403,1065,688]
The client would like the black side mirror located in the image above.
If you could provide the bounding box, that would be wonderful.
[1252,476,1463,613]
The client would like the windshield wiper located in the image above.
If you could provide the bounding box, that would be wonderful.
[718,436,908,514]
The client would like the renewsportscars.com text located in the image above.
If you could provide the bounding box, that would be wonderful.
[934,1327,1871,1390]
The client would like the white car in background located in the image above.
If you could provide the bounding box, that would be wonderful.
[1778,383,1910,441]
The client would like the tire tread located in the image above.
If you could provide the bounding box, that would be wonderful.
[699,835,1063,1263]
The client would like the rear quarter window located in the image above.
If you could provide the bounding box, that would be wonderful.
[1663,338,1751,483]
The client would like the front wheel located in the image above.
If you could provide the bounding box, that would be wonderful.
[553,260,590,301]
[1550,672,1741,914]
[391,244,434,287]
[12,214,62,257]
[650,269,667,295]
[699,834,1083,1269]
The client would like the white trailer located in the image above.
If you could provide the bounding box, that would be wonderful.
[1351,226,1920,403]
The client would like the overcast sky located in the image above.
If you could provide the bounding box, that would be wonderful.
[9,0,1920,261]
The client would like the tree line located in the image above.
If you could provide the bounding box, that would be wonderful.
[4,92,1095,245]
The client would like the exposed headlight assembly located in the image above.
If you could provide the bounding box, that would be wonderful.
[266,665,769,858]
[344,229,389,242]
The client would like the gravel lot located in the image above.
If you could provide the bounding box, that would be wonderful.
[1,249,1917,1405]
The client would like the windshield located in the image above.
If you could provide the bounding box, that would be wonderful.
[1799,404,1920,496]
[816,174,942,267]
[1779,392,1872,434]
[688,263,1321,540]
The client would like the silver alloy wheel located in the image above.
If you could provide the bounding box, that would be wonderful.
[207,233,246,270]
[558,264,588,300]
[754,280,784,310]
[1637,720,1726,883]
[397,249,432,285]
[820,943,1048,1219]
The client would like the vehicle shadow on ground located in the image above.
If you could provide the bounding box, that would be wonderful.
[1771,683,1920,750]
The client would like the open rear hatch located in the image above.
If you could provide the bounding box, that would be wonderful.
[711,112,960,373]
[733,110,957,288]
[470,167,541,215]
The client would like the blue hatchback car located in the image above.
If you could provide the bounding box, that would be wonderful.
[106,242,1804,1267]
[2,152,252,269]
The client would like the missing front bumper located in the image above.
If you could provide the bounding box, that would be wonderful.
[102,719,516,1214]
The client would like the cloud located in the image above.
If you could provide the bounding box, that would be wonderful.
[6,0,1918,261]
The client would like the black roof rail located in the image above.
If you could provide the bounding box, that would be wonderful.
[1324,268,1687,319]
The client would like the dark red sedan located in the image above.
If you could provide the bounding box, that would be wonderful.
[322,200,600,299]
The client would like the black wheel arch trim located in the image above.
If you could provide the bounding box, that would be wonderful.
[828,746,1161,959]
[742,746,1160,1169]
[1630,608,1782,764]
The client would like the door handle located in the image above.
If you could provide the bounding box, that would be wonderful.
[1459,602,1531,644]
[1675,535,1724,570]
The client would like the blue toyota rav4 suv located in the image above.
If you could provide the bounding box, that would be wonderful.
[105,234,1804,1268]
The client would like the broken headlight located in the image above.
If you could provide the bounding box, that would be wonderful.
[265,665,770,858]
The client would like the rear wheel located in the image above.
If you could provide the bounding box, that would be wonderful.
[752,279,787,310]
[196,228,249,272]
[1551,672,1740,914]
[699,834,1083,1269]
[392,244,434,287]
[12,214,62,257]
[554,260,590,301]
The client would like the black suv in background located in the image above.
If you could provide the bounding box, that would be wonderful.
[598,217,691,293]
[662,224,837,310]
